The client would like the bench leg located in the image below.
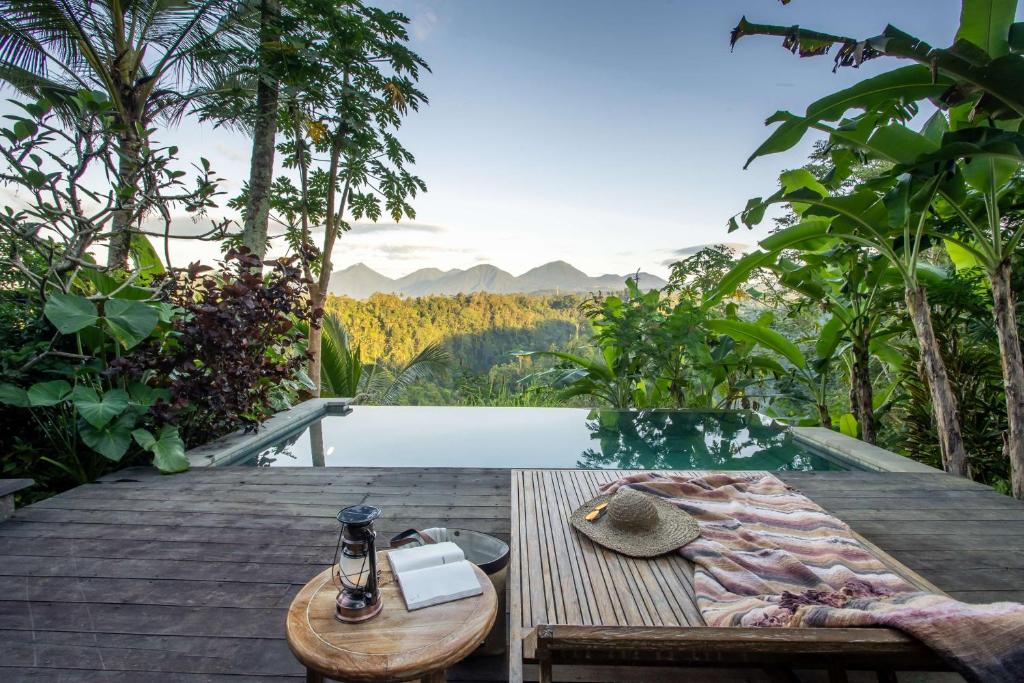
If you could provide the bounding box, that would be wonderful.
[764,668,799,683]
[538,659,553,683]
[827,668,850,683]
[422,670,447,683]
[305,668,323,683]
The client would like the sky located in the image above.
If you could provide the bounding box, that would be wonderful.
[15,0,979,278]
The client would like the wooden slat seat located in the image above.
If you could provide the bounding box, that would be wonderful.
[509,470,954,683]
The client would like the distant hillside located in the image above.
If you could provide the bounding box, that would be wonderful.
[328,260,667,298]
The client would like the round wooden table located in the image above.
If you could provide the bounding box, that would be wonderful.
[286,551,498,682]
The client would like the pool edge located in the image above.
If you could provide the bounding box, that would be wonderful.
[186,398,352,468]
[791,427,943,474]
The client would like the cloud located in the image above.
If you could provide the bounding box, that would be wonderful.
[369,243,476,260]
[266,221,445,238]
[411,8,439,42]
[214,144,247,163]
[349,221,445,234]
[660,242,754,267]
[670,242,753,257]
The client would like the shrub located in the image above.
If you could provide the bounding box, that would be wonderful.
[112,250,315,447]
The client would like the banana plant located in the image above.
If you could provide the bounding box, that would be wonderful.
[711,243,901,443]
[704,314,838,428]
[724,1,1024,479]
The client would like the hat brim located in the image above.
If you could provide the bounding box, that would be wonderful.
[570,489,700,558]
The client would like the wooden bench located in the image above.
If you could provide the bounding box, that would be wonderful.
[0,479,33,522]
[509,470,953,683]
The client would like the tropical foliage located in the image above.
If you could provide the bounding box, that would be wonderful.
[314,312,450,404]
[727,0,1024,496]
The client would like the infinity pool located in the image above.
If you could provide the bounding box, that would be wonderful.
[234,407,848,471]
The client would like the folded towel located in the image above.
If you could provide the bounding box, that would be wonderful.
[602,471,1024,683]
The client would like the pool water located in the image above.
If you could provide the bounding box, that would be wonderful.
[236,407,848,471]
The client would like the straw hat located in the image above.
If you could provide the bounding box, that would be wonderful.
[570,487,699,558]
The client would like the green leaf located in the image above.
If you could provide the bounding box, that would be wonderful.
[133,426,188,473]
[746,355,787,376]
[75,268,152,300]
[44,293,98,334]
[780,169,827,197]
[957,0,1016,57]
[127,382,170,408]
[759,219,835,252]
[745,66,952,168]
[705,319,807,369]
[944,239,983,271]
[129,234,166,281]
[516,350,614,382]
[0,383,29,407]
[864,125,938,164]
[104,299,159,349]
[13,119,37,140]
[80,413,135,461]
[704,250,779,308]
[838,413,859,438]
[816,316,845,361]
[27,380,72,407]
[71,385,129,428]
[870,338,905,370]
[920,112,949,145]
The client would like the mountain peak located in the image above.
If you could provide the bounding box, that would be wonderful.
[328,261,667,298]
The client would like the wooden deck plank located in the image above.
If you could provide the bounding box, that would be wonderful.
[2,465,1022,683]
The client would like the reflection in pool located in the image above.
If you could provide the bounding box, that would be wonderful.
[236,406,847,471]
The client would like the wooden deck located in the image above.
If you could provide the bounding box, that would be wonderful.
[0,467,1022,681]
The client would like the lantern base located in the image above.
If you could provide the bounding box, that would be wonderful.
[335,592,383,623]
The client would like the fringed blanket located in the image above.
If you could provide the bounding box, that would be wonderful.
[602,471,1024,683]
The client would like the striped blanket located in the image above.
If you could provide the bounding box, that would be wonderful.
[602,471,1024,683]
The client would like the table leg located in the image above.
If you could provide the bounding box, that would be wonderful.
[422,670,446,683]
[306,668,324,683]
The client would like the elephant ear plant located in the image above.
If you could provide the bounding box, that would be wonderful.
[0,92,309,490]
[0,284,187,478]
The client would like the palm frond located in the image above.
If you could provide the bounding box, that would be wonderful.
[0,61,75,103]
[379,341,450,405]
[319,313,361,398]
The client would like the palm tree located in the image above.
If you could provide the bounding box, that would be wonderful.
[319,313,450,404]
[0,0,253,268]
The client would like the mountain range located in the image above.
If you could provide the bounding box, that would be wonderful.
[327,261,668,299]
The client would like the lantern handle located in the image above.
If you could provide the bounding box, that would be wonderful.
[389,528,437,548]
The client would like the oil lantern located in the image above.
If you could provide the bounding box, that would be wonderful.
[333,504,383,623]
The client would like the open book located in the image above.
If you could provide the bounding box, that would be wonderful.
[388,541,483,611]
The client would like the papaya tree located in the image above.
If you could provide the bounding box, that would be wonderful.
[266,3,428,394]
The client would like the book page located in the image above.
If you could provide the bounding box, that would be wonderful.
[396,559,483,611]
[388,541,464,575]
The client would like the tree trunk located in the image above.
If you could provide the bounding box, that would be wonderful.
[850,338,876,444]
[905,286,970,478]
[107,131,142,269]
[241,0,281,259]
[990,260,1024,499]
[817,404,832,429]
[307,283,325,398]
[307,139,345,396]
